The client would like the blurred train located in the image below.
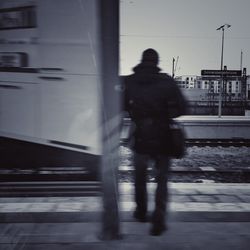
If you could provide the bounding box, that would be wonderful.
[0,0,117,177]
[1,0,250,178]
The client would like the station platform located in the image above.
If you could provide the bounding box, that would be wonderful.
[0,183,250,249]
[0,183,250,250]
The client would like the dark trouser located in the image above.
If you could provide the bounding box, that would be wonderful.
[134,153,169,226]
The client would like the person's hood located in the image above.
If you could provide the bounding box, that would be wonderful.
[133,62,161,74]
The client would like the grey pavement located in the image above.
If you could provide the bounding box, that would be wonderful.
[0,183,250,249]
[0,222,250,250]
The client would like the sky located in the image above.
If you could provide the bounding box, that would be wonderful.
[120,0,250,76]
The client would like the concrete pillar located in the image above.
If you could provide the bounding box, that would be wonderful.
[99,0,121,240]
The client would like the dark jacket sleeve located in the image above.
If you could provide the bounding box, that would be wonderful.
[167,80,187,118]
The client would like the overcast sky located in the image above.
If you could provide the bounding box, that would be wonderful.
[120,0,250,76]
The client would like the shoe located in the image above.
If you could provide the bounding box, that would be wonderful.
[133,211,148,222]
[150,224,167,236]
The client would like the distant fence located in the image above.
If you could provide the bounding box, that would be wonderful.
[186,101,250,115]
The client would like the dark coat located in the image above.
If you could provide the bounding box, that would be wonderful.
[123,62,186,155]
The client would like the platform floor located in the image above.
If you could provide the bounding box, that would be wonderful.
[0,183,250,249]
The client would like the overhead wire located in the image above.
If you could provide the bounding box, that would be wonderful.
[120,34,250,40]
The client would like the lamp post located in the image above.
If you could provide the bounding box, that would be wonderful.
[216,24,231,117]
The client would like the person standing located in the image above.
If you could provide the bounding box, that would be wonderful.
[123,48,186,236]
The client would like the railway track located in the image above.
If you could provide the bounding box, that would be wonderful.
[0,167,102,197]
[0,143,249,197]
[121,138,250,147]
[185,139,250,147]
[0,167,249,197]
[118,167,250,184]
[0,181,102,197]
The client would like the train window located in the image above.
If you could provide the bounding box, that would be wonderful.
[0,6,36,30]
[0,52,28,67]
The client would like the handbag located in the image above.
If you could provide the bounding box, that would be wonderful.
[168,121,186,158]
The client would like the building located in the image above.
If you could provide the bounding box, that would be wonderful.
[175,75,202,89]
[201,78,243,101]
[247,75,250,100]
[175,70,250,115]
[176,72,248,102]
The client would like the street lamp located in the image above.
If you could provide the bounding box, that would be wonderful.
[216,24,231,117]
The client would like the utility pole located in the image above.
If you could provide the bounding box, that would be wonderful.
[172,56,179,78]
[172,57,175,78]
[216,24,231,117]
[240,50,243,71]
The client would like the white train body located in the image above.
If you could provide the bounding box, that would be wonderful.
[0,0,102,156]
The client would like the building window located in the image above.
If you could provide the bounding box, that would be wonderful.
[0,6,37,30]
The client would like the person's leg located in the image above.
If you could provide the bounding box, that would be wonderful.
[151,155,169,235]
[134,152,148,221]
